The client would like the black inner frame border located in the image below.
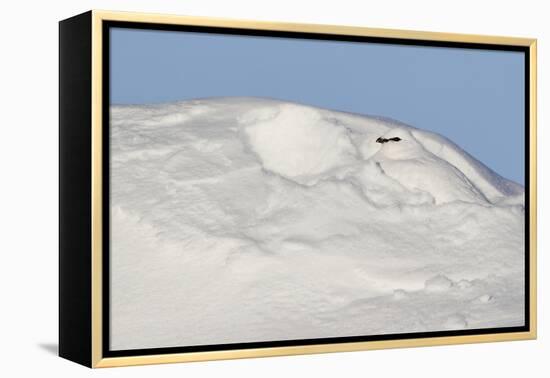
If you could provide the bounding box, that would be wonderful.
[102,20,531,358]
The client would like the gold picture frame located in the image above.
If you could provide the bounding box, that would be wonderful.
[59,10,537,368]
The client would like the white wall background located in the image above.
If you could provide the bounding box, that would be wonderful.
[1,0,546,376]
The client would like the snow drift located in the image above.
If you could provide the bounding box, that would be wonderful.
[109,97,525,350]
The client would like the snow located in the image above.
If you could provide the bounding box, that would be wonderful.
[241,104,357,184]
[424,275,454,292]
[109,97,525,351]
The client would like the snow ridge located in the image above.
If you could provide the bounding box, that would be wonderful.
[233,98,523,205]
[109,97,525,350]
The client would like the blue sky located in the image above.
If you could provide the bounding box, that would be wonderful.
[110,28,525,184]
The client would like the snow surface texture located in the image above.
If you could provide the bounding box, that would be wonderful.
[110,97,525,350]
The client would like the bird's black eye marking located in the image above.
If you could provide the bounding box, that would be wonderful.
[376,137,401,144]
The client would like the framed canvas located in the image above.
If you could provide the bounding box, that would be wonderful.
[59,10,537,368]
